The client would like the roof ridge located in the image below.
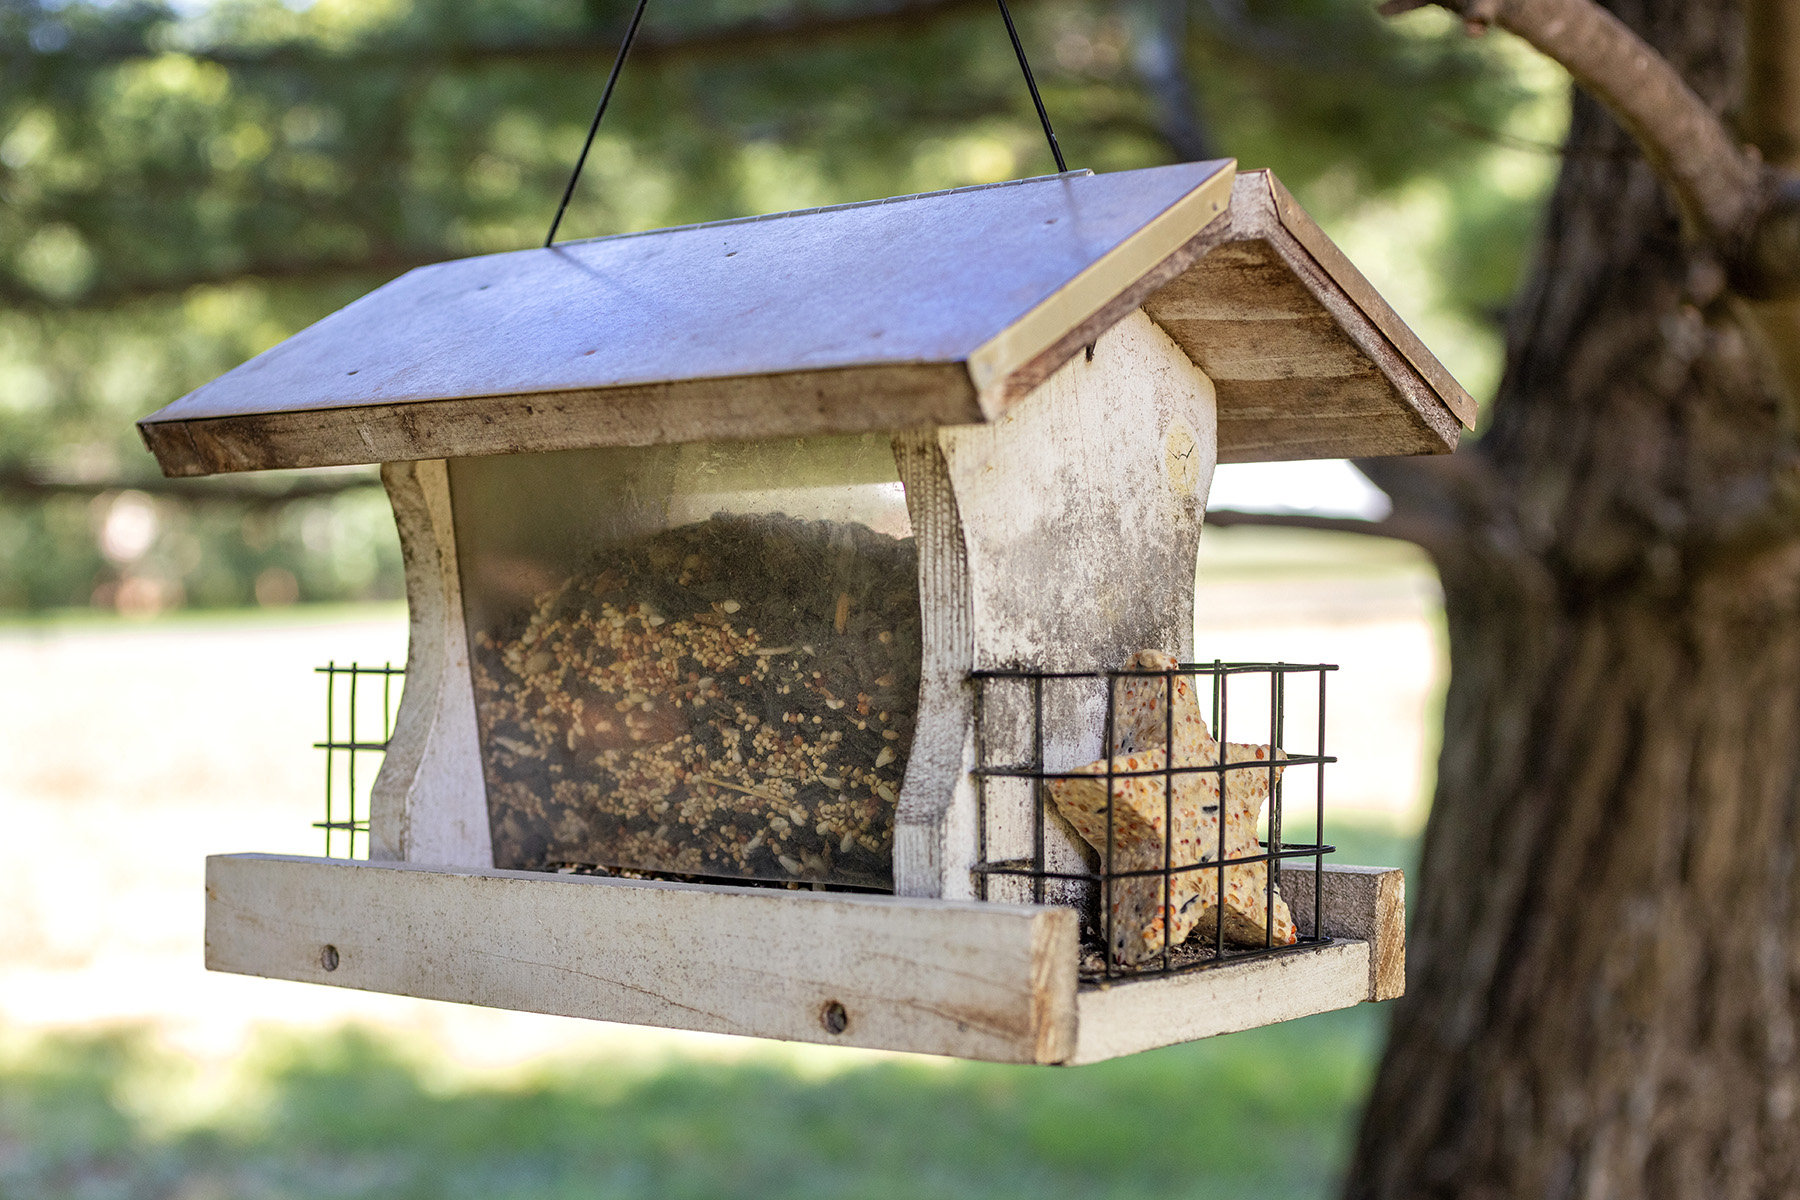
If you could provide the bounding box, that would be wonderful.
[553,169,1097,248]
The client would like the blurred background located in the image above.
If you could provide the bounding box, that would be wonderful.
[1,0,1562,1193]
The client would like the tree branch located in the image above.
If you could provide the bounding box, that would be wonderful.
[1205,502,1477,564]
[1205,508,1414,538]
[1381,0,1763,245]
[0,466,379,505]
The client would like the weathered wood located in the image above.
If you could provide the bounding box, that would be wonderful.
[1160,313,1377,379]
[368,460,492,868]
[1069,939,1373,1064]
[1283,863,1406,1001]
[206,853,1079,1063]
[969,181,1232,407]
[140,364,979,478]
[138,163,1231,474]
[891,430,981,902]
[945,311,1214,675]
[138,162,1469,477]
[1261,172,1480,429]
[892,310,1217,899]
[1216,401,1447,463]
[205,855,1400,1061]
[1142,172,1465,464]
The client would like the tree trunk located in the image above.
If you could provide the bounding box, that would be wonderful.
[1347,1,1800,1195]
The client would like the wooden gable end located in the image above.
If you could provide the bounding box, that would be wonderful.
[1144,171,1475,463]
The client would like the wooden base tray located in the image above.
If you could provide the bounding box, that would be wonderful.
[204,855,1403,1065]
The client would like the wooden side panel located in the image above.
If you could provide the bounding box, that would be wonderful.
[945,310,1215,675]
[898,311,1217,900]
[369,461,493,868]
[1284,863,1407,1001]
[205,855,1079,1064]
[1069,939,1372,1063]
[1163,313,1376,380]
[1217,409,1448,464]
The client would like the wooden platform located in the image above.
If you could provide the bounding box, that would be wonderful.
[205,855,1403,1064]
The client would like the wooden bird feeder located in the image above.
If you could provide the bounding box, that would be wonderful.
[142,160,1465,1064]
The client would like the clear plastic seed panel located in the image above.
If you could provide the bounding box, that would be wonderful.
[450,434,921,890]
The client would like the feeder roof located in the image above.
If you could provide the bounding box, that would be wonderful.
[140,161,1474,477]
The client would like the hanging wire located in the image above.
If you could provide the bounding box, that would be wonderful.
[543,0,1070,246]
[532,0,1065,246]
[995,0,1068,173]
[545,0,652,248]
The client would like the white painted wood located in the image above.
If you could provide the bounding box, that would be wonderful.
[368,460,493,868]
[893,310,1218,900]
[1069,939,1372,1064]
[205,854,1078,1064]
[945,311,1217,673]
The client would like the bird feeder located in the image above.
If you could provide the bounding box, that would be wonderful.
[142,160,1464,1064]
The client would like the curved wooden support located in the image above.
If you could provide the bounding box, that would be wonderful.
[368,459,494,867]
[892,430,980,899]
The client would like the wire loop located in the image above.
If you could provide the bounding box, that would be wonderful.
[543,0,1069,246]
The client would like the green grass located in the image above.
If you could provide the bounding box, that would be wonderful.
[0,1007,1387,1200]
[0,842,1413,1200]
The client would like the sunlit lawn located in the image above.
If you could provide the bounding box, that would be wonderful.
[0,822,1411,1200]
[1,1005,1391,1200]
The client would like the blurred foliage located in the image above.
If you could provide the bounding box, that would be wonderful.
[0,0,1562,611]
[0,1005,1383,1199]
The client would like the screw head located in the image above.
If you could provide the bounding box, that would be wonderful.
[820,1000,848,1035]
[319,944,340,972]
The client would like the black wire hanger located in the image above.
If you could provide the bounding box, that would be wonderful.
[543,0,1069,247]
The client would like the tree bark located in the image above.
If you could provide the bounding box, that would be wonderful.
[1746,0,1800,168]
[1347,1,1800,1195]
